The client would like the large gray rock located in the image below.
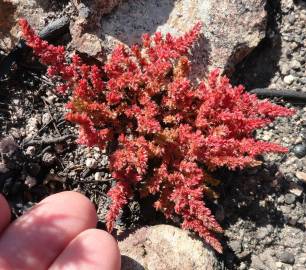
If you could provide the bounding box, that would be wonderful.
[71,0,267,78]
[119,225,222,270]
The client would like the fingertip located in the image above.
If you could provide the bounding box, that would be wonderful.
[49,229,121,270]
[41,191,98,226]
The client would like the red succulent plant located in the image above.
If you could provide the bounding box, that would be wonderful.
[19,18,294,253]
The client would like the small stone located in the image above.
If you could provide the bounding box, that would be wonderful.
[262,131,272,141]
[25,176,37,188]
[94,172,106,181]
[287,14,295,24]
[256,227,269,240]
[85,158,98,169]
[279,251,295,265]
[295,171,306,183]
[284,75,295,85]
[277,195,285,204]
[292,144,306,158]
[25,146,36,156]
[239,262,247,270]
[290,59,301,70]
[93,152,101,160]
[42,152,56,165]
[229,240,242,253]
[289,183,303,197]
[41,112,52,125]
[275,261,282,268]
[101,156,108,166]
[280,64,290,75]
[251,255,266,270]
[26,116,40,135]
[284,193,296,205]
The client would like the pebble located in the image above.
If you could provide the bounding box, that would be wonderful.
[275,261,282,268]
[85,158,98,169]
[26,116,40,135]
[290,59,301,70]
[42,152,56,165]
[25,146,36,156]
[101,156,108,166]
[251,255,266,270]
[93,152,101,160]
[239,262,247,270]
[284,193,296,205]
[292,144,306,158]
[295,171,306,183]
[25,176,37,188]
[94,171,106,181]
[256,227,270,240]
[284,75,295,84]
[42,112,52,125]
[279,252,295,265]
[289,183,303,197]
[229,240,242,254]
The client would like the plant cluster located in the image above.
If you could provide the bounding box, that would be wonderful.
[20,19,294,252]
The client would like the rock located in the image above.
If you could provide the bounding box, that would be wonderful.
[256,227,270,240]
[25,146,36,156]
[41,112,52,125]
[279,251,295,265]
[24,175,37,188]
[26,116,40,137]
[70,0,121,57]
[73,0,121,26]
[290,59,301,70]
[284,193,296,205]
[71,0,267,78]
[289,183,303,197]
[258,250,278,270]
[229,240,242,254]
[292,144,306,158]
[284,74,296,84]
[239,262,247,270]
[42,152,56,165]
[275,261,282,268]
[119,225,221,270]
[85,158,98,169]
[295,171,306,183]
[94,171,106,181]
[251,254,268,270]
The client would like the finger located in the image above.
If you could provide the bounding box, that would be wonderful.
[0,191,97,270]
[49,229,121,270]
[0,194,11,233]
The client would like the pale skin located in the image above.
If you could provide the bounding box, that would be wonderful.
[0,192,121,270]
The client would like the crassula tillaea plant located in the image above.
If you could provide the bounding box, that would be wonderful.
[19,19,294,253]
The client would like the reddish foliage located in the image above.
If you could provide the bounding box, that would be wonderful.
[20,18,294,253]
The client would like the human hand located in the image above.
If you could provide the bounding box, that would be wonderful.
[0,191,121,270]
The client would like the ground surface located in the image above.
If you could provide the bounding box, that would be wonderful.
[0,0,305,269]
